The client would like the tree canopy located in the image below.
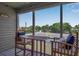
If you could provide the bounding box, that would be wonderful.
[35,25,41,32]
[49,23,60,33]
[41,24,49,32]
[72,24,79,32]
[63,23,72,33]
[20,22,78,33]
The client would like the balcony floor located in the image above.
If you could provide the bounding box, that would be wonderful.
[0,48,15,56]
[0,48,50,56]
[0,47,79,56]
[0,41,79,56]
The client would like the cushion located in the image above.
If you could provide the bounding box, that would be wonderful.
[66,35,75,44]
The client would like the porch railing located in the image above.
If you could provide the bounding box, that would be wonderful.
[15,32,78,56]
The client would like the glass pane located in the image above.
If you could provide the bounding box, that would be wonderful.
[63,3,79,44]
[18,12,32,35]
[35,6,60,38]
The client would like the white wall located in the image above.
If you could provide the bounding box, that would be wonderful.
[0,3,16,52]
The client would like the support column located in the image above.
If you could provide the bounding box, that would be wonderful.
[31,10,35,56]
[60,4,63,38]
[15,13,19,56]
[32,10,35,36]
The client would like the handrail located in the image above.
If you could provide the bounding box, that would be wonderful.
[15,32,78,56]
[51,40,76,48]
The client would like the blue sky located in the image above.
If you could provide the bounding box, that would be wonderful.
[19,3,79,27]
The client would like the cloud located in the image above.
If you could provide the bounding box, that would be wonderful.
[71,3,79,8]
[70,3,79,13]
[65,3,79,13]
[72,9,79,13]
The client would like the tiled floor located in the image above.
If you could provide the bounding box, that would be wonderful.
[0,48,79,56]
[0,48,50,56]
[0,48,15,56]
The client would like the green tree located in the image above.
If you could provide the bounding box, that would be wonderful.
[35,25,41,32]
[49,22,72,33]
[41,24,49,32]
[49,23,60,33]
[72,24,79,32]
[63,23,72,33]
[25,26,33,33]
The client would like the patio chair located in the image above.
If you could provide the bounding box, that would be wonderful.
[15,32,32,56]
[51,32,78,56]
[59,34,75,50]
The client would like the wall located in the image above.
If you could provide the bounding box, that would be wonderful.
[0,3,16,52]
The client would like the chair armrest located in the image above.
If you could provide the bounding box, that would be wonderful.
[58,41,76,48]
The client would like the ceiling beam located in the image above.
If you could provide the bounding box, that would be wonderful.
[16,2,67,14]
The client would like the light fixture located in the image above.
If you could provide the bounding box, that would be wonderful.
[0,13,9,17]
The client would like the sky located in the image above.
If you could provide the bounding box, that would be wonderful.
[18,3,79,27]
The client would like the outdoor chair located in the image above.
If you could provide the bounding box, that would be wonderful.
[51,32,78,56]
[60,34,75,50]
[15,32,32,56]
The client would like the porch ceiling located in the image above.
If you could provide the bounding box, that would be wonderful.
[1,2,70,13]
[2,2,32,9]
